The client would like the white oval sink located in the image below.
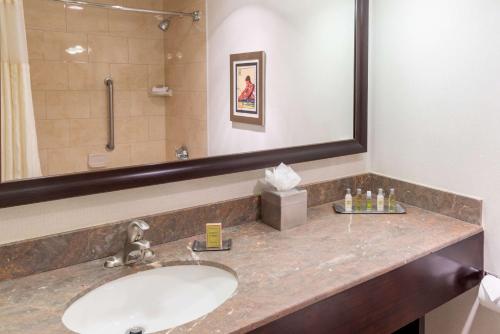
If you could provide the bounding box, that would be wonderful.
[62,265,238,334]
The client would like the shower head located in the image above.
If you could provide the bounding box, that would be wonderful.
[158,19,170,31]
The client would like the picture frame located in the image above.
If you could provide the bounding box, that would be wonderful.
[230,51,265,126]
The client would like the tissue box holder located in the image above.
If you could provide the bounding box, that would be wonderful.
[261,188,307,231]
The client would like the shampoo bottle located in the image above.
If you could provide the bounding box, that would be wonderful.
[377,188,385,212]
[345,188,353,212]
[354,188,362,212]
[388,188,396,212]
[366,191,372,211]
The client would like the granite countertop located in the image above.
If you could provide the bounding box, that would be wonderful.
[1,203,482,334]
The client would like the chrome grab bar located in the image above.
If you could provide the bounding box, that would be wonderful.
[105,77,115,152]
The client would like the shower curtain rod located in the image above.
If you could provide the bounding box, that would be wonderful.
[50,0,200,21]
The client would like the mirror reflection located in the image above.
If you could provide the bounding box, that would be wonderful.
[0,0,355,182]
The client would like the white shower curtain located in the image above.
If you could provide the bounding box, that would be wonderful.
[0,0,42,181]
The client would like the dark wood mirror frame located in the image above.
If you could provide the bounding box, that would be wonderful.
[0,0,368,209]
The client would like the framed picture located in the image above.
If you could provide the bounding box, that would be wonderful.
[230,51,265,126]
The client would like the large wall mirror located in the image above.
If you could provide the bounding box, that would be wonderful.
[0,0,368,208]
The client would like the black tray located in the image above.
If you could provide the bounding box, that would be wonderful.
[191,239,232,252]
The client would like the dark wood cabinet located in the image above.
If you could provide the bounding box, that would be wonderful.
[251,233,483,334]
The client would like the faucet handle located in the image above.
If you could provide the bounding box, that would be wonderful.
[127,219,150,242]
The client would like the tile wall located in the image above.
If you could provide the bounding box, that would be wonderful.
[164,0,207,160]
[24,0,173,176]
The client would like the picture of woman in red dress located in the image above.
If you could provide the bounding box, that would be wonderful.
[238,75,256,103]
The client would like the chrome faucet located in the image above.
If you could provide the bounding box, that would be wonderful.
[104,220,155,268]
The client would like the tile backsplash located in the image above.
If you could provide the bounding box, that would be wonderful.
[24,0,208,176]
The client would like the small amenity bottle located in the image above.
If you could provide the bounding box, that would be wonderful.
[366,191,372,211]
[388,188,397,212]
[345,188,353,212]
[377,188,385,212]
[354,188,362,212]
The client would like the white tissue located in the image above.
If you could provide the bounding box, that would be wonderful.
[479,275,500,313]
[264,163,301,192]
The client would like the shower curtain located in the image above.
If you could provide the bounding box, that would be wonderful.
[0,0,42,181]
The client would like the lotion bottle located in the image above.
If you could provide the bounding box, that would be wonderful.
[345,188,353,212]
[377,188,385,212]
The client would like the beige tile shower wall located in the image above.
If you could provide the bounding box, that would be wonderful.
[163,0,207,160]
[24,0,169,176]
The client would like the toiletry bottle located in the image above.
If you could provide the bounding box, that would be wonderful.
[366,191,372,211]
[388,188,396,212]
[354,188,362,212]
[345,188,353,212]
[377,188,385,212]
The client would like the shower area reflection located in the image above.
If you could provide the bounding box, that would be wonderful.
[21,0,207,177]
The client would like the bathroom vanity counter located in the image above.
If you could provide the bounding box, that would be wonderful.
[0,203,483,334]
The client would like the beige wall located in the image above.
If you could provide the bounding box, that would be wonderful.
[25,0,168,176]
[164,0,208,160]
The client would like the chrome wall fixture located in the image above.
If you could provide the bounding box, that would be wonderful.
[175,146,190,161]
[51,0,200,23]
[158,19,171,32]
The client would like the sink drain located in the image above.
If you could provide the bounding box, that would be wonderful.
[126,327,145,334]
